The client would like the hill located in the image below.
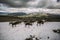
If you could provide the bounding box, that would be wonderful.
[8,12,27,16]
[0,12,8,15]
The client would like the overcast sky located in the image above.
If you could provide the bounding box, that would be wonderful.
[0,0,60,13]
[0,0,60,8]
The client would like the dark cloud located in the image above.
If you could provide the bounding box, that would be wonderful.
[0,0,29,7]
[0,0,60,9]
[0,0,48,8]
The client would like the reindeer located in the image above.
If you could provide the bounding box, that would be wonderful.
[47,36,50,39]
[35,37,39,40]
[23,20,28,23]
[9,21,22,27]
[37,19,46,26]
[25,35,35,40]
[23,19,34,28]
[25,37,33,40]
[29,20,36,24]
[25,22,33,28]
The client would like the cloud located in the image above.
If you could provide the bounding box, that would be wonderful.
[26,0,48,8]
[0,0,60,9]
[0,0,60,14]
[0,0,30,7]
[0,3,10,11]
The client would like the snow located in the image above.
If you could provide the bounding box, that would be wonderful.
[0,22,60,40]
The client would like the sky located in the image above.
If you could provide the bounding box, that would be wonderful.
[0,0,60,13]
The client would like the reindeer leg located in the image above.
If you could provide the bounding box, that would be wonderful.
[28,25,30,28]
[39,23,41,26]
[37,23,38,26]
[15,25,16,27]
[12,25,14,28]
[25,25,26,27]
[42,22,44,24]
[9,23,10,25]
[37,23,40,27]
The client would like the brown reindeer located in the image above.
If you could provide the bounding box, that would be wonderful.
[9,21,22,27]
[29,20,36,23]
[47,36,50,39]
[25,37,33,40]
[37,19,46,26]
[25,35,35,40]
[25,22,33,28]
[35,37,39,40]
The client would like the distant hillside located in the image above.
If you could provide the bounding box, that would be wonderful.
[8,12,27,16]
[0,12,8,15]
[19,13,48,17]
[46,13,60,21]
[47,13,60,19]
